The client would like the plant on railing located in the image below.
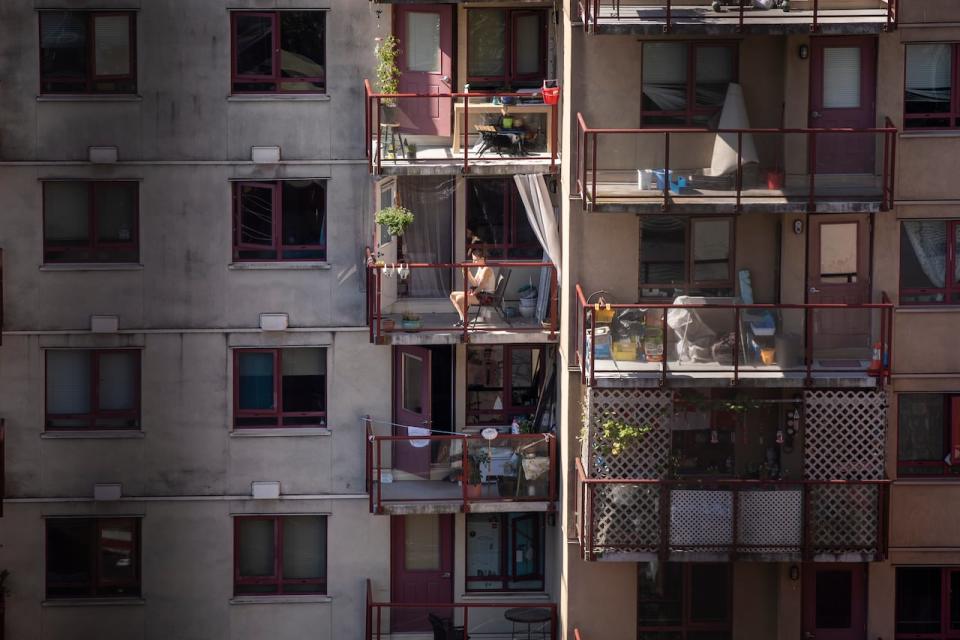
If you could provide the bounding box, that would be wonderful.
[514,416,536,434]
[375,205,414,237]
[467,449,490,485]
[374,35,400,107]
[578,406,653,458]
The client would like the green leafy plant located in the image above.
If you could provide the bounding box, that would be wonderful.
[375,205,414,237]
[468,449,490,484]
[375,35,401,106]
[595,411,651,457]
[515,416,536,434]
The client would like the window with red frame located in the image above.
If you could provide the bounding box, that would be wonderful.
[905,43,960,129]
[896,567,960,638]
[235,516,327,595]
[234,348,326,428]
[234,180,327,262]
[46,350,140,430]
[897,394,960,477]
[466,513,544,592]
[466,345,545,427]
[640,216,735,300]
[638,563,731,640]
[231,11,326,93]
[40,11,136,94]
[466,9,547,88]
[642,41,737,126]
[43,181,139,264]
[466,178,541,259]
[900,220,960,305]
[46,518,140,599]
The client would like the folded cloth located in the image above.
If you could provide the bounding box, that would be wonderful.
[407,426,431,448]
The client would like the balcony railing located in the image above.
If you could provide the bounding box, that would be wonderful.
[575,284,894,387]
[576,113,897,212]
[575,459,890,561]
[366,261,559,344]
[364,80,559,174]
[366,579,557,640]
[0,419,4,518]
[579,0,897,33]
[365,418,557,514]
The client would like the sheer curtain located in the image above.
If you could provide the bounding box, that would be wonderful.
[906,44,952,109]
[398,177,455,298]
[903,220,946,288]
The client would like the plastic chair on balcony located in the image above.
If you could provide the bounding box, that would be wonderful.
[471,268,512,328]
[428,614,468,640]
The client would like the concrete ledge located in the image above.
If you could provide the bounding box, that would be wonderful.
[230,428,332,438]
[228,262,332,271]
[40,263,144,272]
[230,595,332,605]
[227,94,331,102]
[42,598,145,607]
[41,430,145,440]
[895,306,960,314]
[36,95,143,103]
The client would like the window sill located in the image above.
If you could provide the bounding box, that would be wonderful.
[36,94,143,103]
[895,478,960,485]
[42,598,145,607]
[900,130,960,139]
[227,94,331,102]
[40,263,143,272]
[228,262,331,271]
[460,592,550,602]
[230,595,331,605]
[895,306,960,313]
[230,427,331,438]
[41,430,144,440]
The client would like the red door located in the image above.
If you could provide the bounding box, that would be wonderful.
[802,564,867,640]
[809,37,877,174]
[394,5,454,136]
[394,346,433,478]
[391,515,454,632]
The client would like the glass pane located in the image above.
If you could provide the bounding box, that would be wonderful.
[402,353,425,413]
[468,10,505,78]
[511,514,540,579]
[951,572,960,630]
[820,222,858,280]
[93,15,130,76]
[955,224,960,285]
[406,12,440,73]
[510,348,541,411]
[690,565,730,623]
[238,519,275,577]
[905,44,952,117]
[405,515,441,570]
[41,12,88,86]
[896,567,942,634]
[45,182,90,244]
[514,14,541,76]
[466,346,504,424]
[640,217,687,285]
[98,520,136,583]
[643,43,688,116]
[281,181,326,260]
[239,184,275,248]
[823,47,861,109]
[816,570,852,629]
[96,183,137,244]
[467,180,507,249]
[467,514,501,582]
[236,14,274,77]
[695,47,734,110]
[98,352,137,412]
[638,563,683,626]
[901,220,947,290]
[282,517,326,580]
[280,12,325,90]
[47,351,92,415]
[280,348,326,415]
[46,519,93,597]
[898,394,946,463]
[693,220,731,282]
[238,352,275,410]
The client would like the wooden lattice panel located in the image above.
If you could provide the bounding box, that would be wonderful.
[584,388,673,479]
[738,490,803,552]
[810,484,881,555]
[804,390,886,481]
[669,490,732,549]
[590,484,660,553]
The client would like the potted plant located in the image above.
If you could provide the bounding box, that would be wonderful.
[401,312,421,330]
[405,141,417,159]
[375,205,415,237]
[465,449,490,498]
[375,36,400,120]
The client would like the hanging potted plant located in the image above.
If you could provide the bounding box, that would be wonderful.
[375,205,415,237]
[375,35,401,123]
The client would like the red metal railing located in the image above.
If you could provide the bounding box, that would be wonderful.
[0,420,4,518]
[579,0,897,33]
[575,459,890,562]
[365,417,557,514]
[576,113,897,212]
[574,284,894,387]
[364,79,559,174]
[366,261,559,344]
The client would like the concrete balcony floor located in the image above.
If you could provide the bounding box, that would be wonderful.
[371,142,557,176]
[374,312,557,345]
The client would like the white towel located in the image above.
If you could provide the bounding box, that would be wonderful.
[406,426,431,448]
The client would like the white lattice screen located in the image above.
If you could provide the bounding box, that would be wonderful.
[584,388,673,479]
[803,390,886,480]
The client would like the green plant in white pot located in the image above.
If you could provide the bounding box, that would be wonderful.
[375,205,414,237]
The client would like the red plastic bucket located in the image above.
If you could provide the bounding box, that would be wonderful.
[542,86,560,105]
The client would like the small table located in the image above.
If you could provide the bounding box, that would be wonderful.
[504,608,552,640]
[452,102,554,154]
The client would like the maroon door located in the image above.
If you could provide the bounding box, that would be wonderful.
[802,564,867,640]
[809,37,877,174]
[391,515,454,632]
[394,4,454,136]
[394,346,433,478]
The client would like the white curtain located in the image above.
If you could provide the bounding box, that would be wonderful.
[904,220,947,288]
[906,44,952,104]
[513,175,561,278]
[397,177,455,297]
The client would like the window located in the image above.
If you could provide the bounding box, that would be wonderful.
[467,9,547,88]
[466,179,540,259]
[642,42,737,126]
[46,518,140,598]
[233,181,327,262]
[234,348,327,428]
[46,350,140,430]
[638,563,731,640]
[904,44,960,129]
[639,216,734,300]
[466,345,545,426]
[235,516,327,595]
[896,567,960,639]
[466,513,544,592]
[43,181,139,263]
[897,394,960,477]
[231,12,326,93]
[900,220,960,305]
[40,11,136,94]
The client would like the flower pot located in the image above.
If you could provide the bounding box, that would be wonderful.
[382,319,396,332]
[465,483,483,498]
[401,320,421,331]
[766,169,785,190]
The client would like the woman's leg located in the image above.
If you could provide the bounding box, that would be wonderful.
[450,291,467,322]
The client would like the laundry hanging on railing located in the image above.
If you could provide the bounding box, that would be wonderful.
[405,425,431,448]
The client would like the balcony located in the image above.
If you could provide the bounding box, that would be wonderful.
[575,285,893,388]
[365,419,557,515]
[366,262,559,345]
[578,0,897,35]
[365,81,559,176]
[576,114,897,214]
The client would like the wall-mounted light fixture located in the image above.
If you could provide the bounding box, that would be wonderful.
[798,44,809,60]
[790,565,801,581]
[793,219,804,235]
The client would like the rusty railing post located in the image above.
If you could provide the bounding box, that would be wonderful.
[463,94,470,173]
[663,132,671,211]
[735,131,743,212]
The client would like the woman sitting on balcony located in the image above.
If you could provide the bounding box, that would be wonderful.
[450,247,495,328]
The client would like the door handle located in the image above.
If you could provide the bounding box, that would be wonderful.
[811,111,822,119]
[441,572,451,578]
[809,287,821,294]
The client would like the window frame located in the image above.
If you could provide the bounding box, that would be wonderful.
[233,348,328,429]
[899,219,960,306]
[232,180,328,263]
[233,515,328,596]
[903,43,960,131]
[45,517,142,599]
[39,11,138,95]
[42,180,140,264]
[466,344,545,427]
[895,566,960,640]
[466,8,548,87]
[465,178,541,259]
[44,349,142,431]
[640,40,740,128]
[897,393,960,478]
[638,215,736,299]
[637,563,732,640]
[230,11,327,95]
[465,513,545,593]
